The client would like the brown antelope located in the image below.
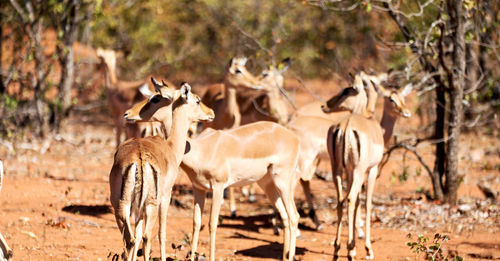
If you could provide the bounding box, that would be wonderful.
[96,48,168,147]
[0,161,13,261]
[109,80,214,261]
[127,98,301,261]
[201,57,263,130]
[324,81,412,260]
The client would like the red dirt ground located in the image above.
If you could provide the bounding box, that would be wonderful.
[0,79,499,260]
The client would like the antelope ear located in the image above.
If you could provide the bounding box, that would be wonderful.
[237,57,248,66]
[400,83,413,97]
[371,80,391,97]
[352,74,364,92]
[180,82,192,101]
[138,83,154,98]
[347,72,355,83]
[278,57,291,73]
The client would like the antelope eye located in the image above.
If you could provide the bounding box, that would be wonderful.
[196,98,201,105]
[150,96,161,103]
[262,73,269,78]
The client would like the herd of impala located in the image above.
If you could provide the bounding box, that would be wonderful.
[0,48,413,261]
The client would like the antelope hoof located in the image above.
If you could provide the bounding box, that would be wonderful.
[365,246,374,260]
[137,248,143,257]
[231,210,237,218]
[348,248,357,260]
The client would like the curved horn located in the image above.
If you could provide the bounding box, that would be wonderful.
[151,77,163,92]
[161,80,169,87]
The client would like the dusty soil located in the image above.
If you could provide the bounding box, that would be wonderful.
[0,80,499,260]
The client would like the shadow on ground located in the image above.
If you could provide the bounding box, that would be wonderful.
[62,204,112,217]
[232,232,309,259]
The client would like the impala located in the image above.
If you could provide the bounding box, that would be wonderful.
[110,80,214,261]
[292,70,389,120]
[201,57,263,130]
[324,81,412,260]
[0,161,13,261]
[226,58,294,216]
[97,48,169,147]
[127,95,301,261]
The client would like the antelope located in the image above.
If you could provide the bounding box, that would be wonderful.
[96,48,168,147]
[233,71,380,233]
[127,96,301,261]
[287,72,372,232]
[226,58,293,216]
[109,80,214,261]
[201,57,263,130]
[292,71,389,120]
[0,161,12,261]
[324,81,412,260]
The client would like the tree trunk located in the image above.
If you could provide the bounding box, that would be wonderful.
[33,17,49,137]
[0,24,4,94]
[444,0,466,205]
[56,46,75,128]
[432,84,446,201]
[55,0,82,130]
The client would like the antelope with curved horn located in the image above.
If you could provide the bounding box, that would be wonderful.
[126,94,301,261]
[324,81,412,260]
[0,161,13,261]
[110,80,214,261]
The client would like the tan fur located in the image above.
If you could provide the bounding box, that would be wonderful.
[109,82,214,261]
[97,49,171,147]
[325,83,411,260]
[127,98,301,261]
[202,57,263,130]
[0,161,13,260]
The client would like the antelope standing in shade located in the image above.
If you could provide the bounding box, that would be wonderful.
[324,81,412,260]
[110,80,214,261]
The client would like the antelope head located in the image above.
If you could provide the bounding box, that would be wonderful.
[321,73,368,115]
[224,57,263,91]
[124,78,214,123]
[256,57,295,124]
[371,81,412,118]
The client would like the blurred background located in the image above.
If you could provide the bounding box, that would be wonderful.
[0,0,499,203]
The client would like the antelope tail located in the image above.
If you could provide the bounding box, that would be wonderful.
[343,128,361,168]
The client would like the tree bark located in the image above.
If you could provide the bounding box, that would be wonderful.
[432,84,446,201]
[445,0,466,205]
